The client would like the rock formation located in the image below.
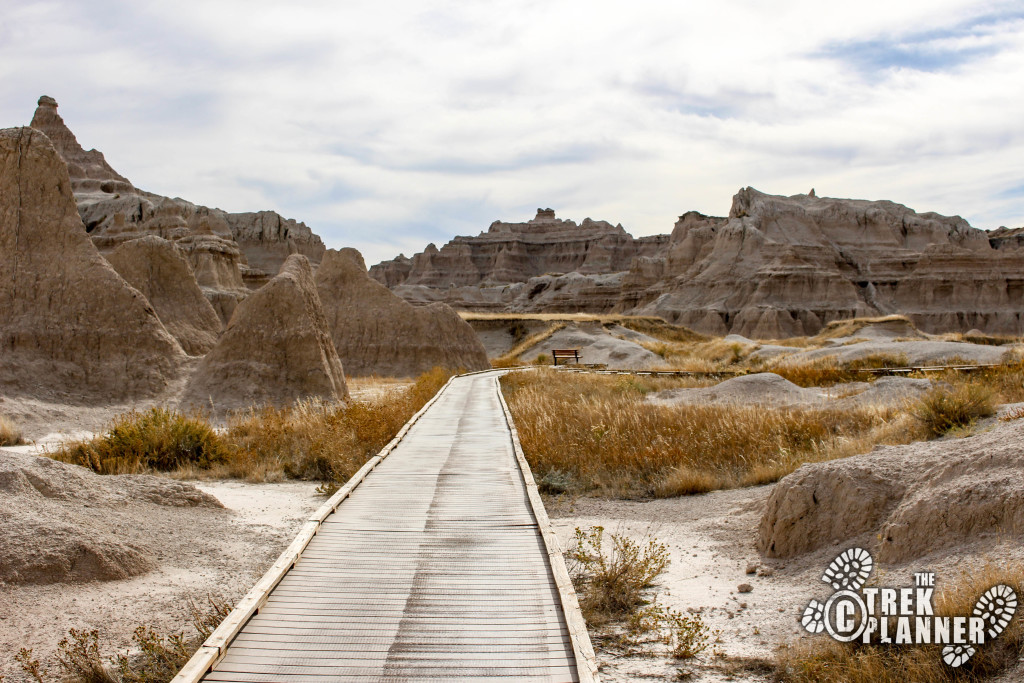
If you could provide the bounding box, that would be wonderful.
[370,208,666,289]
[372,191,1024,337]
[0,127,185,402]
[106,236,223,356]
[0,449,220,584]
[315,249,489,376]
[182,255,347,409]
[27,96,325,318]
[757,418,1024,563]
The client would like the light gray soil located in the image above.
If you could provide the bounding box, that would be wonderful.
[519,322,663,369]
[0,471,321,681]
[779,339,1008,365]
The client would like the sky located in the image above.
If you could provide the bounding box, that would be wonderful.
[1,0,1023,265]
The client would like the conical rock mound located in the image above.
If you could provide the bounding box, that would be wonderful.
[0,127,185,402]
[106,236,223,356]
[316,248,489,376]
[182,255,347,409]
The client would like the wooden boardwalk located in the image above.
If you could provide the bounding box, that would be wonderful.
[174,371,596,683]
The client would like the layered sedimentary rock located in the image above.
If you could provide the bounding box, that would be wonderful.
[182,255,347,409]
[106,236,223,355]
[371,208,666,288]
[373,191,1024,337]
[0,127,184,402]
[316,249,489,376]
[27,96,325,314]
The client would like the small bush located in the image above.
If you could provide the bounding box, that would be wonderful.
[0,414,24,446]
[567,526,669,626]
[54,408,230,474]
[911,383,996,438]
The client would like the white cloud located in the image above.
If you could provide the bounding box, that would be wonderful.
[1,0,1022,265]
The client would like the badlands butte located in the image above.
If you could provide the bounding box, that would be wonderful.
[372,197,1024,339]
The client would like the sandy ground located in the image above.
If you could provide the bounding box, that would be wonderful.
[549,486,1024,682]
[0,479,322,681]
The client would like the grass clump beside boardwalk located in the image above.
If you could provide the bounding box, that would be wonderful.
[224,366,452,484]
[53,367,454,484]
[500,369,917,497]
[776,564,1024,683]
[0,414,24,446]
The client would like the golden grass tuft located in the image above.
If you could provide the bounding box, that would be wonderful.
[216,366,452,484]
[53,408,230,474]
[770,354,909,387]
[0,414,24,446]
[911,382,997,438]
[776,563,1024,683]
[500,369,916,497]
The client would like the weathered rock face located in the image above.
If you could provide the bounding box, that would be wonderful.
[374,191,1024,337]
[223,211,325,288]
[182,255,347,409]
[106,236,223,356]
[0,127,185,402]
[316,249,490,377]
[0,449,220,585]
[758,418,1024,563]
[27,97,326,318]
[28,95,134,196]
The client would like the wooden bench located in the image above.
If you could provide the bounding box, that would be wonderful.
[551,348,581,366]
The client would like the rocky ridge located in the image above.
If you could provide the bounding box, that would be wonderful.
[28,97,325,315]
[373,191,1024,338]
[106,236,223,356]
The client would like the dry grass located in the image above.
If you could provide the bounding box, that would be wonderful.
[492,323,566,367]
[776,563,1024,683]
[637,337,754,372]
[945,360,1024,403]
[16,597,231,683]
[50,368,453,484]
[52,408,230,474]
[911,382,997,438]
[500,369,917,497]
[0,414,24,446]
[567,526,716,659]
[769,354,910,387]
